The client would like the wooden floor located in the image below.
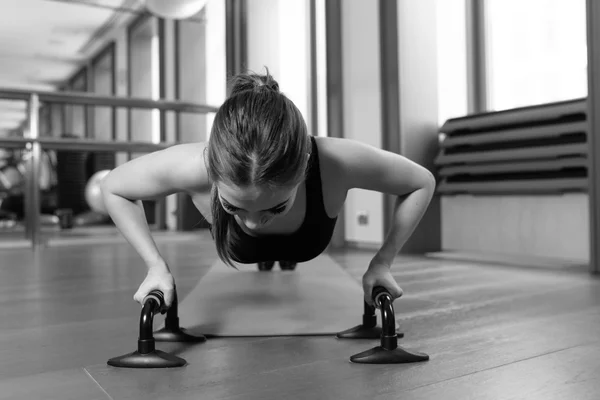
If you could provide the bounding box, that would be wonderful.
[0,231,599,399]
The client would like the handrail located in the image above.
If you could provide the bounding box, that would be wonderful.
[0,90,214,252]
[0,88,220,113]
[0,137,174,152]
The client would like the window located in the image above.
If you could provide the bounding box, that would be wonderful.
[91,42,116,141]
[437,0,468,125]
[176,0,226,142]
[64,68,87,137]
[484,0,587,111]
[127,15,164,148]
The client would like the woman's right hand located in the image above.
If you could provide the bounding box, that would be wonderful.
[133,264,176,309]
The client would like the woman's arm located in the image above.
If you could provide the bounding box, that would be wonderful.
[101,143,210,270]
[322,137,436,303]
[325,137,436,262]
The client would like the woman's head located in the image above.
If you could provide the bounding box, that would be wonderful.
[207,69,311,266]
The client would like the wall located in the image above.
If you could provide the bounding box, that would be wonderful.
[340,0,384,245]
[338,0,441,250]
[64,71,87,137]
[91,47,115,141]
[245,0,310,126]
[50,104,63,137]
[395,0,441,253]
[177,15,207,143]
[128,17,159,149]
[80,11,135,168]
[114,28,129,168]
[76,3,226,231]
[204,0,226,137]
[244,0,441,248]
[441,194,589,262]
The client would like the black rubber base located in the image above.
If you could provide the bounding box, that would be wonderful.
[107,349,186,368]
[336,324,404,339]
[349,346,429,364]
[154,326,207,343]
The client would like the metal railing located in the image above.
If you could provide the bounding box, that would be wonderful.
[0,91,219,250]
[0,88,217,113]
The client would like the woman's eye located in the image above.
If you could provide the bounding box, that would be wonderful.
[222,203,286,214]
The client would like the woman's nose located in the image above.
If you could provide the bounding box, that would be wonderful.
[243,214,263,229]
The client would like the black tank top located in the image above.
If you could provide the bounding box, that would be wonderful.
[227,136,338,264]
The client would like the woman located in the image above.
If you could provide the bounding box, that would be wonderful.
[101,70,436,311]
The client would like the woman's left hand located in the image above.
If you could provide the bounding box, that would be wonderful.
[362,259,403,307]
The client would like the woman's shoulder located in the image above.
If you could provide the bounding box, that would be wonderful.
[161,141,211,193]
[312,136,358,156]
[312,136,353,173]
[166,141,208,157]
[311,136,391,190]
[312,136,342,159]
[312,136,348,186]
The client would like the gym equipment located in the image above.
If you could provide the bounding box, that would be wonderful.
[178,255,364,336]
[107,269,426,368]
[107,290,187,368]
[40,214,59,226]
[73,210,110,227]
[0,209,17,229]
[0,149,59,223]
[54,208,73,229]
[153,290,206,343]
[336,298,404,339]
[436,99,588,195]
[0,164,23,193]
[56,146,107,217]
[145,0,208,19]
[348,286,429,364]
[19,149,57,192]
[84,169,110,214]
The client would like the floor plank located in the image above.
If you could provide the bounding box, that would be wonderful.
[1,240,599,399]
[401,342,600,400]
[0,367,109,400]
[84,307,600,399]
[0,239,216,332]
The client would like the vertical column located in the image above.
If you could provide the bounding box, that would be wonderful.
[245,0,310,122]
[379,0,400,236]
[587,0,600,273]
[163,19,178,231]
[176,16,208,143]
[465,0,487,114]
[25,94,42,249]
[226,0,247,82]
[308,0,319,137]
[394,0,441,253]
[115,29,129,168]
[340,0,383,247]
[324,0,345,248]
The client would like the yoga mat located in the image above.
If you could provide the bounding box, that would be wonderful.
[177,255,365,337]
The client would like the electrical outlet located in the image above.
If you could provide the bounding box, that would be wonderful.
[357,211,369,225]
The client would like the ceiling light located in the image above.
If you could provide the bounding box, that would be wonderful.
[144,0,207,20]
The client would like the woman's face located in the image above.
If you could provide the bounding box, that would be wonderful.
[216,182,300,230]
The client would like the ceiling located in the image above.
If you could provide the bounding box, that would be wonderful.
[0,0,145,135]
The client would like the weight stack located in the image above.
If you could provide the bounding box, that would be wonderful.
[55,150,90,215]
[86,151,115,177]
